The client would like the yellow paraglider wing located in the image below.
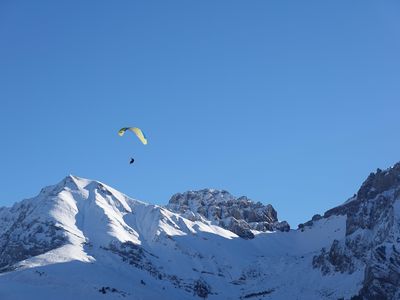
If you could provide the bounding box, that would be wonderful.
[118,127,148,145]
[129,127,147,145]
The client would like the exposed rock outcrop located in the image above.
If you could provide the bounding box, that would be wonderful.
[312,163,400,299]
[167,189,289,238]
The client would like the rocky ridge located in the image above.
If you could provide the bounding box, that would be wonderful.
[167,189,290,239]
[311,163,400,299]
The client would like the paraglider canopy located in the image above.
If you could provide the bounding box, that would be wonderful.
[118,127,148,145]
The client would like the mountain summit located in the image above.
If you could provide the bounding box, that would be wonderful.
[167,189,289,239]
[0,164,400,299]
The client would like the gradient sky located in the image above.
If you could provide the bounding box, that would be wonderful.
[1,1,400,227]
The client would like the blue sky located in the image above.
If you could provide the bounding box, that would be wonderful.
[1,1,399,227]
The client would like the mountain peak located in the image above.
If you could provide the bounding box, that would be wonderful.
[170,188,235,206]
[356,162,400,201]
[167,189,290,239]
[36,175,93,200]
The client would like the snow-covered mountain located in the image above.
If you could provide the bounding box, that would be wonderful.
[0,163,400,300]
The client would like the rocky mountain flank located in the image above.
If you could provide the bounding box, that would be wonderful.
[167,189,290,239]
[309,163,400,300]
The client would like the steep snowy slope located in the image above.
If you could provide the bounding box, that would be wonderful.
[0,163,399,299]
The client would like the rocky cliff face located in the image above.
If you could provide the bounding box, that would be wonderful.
[167,189,290,239]
[311,163,400,300]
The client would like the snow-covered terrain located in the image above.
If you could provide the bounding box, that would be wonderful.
[0,163,400,299]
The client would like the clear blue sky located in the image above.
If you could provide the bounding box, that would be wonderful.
[1,1,399,227]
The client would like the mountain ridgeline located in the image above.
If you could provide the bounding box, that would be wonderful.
[167,189,290,239]
[0,163,399,299]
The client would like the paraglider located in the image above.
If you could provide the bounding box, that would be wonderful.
[118,127,147,145]
[118,127,147,165]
